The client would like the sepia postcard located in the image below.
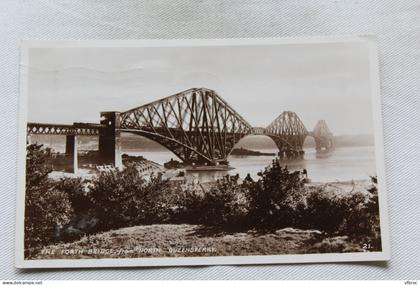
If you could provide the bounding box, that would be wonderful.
[16,36,390,268]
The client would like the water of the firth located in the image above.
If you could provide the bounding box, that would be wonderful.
[126,146,376,183]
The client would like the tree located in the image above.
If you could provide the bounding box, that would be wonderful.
[54,177,91,213]
[344,176,382,250]
[88,166,171,231]
[245,158,305,230]
[24,144,73,257]
[201,175,248,228]
[25,143,53,188]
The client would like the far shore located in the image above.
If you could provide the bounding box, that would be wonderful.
[48,167,371,193]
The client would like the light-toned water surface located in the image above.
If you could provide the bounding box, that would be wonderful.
[126,146,376,183]
[33,136,376,183]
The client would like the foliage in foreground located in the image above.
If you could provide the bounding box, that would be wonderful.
[245,160,305,229]
[24,144,73,257]
[25,143,382,255]
[175,175,248,229]
[88,167,172,231]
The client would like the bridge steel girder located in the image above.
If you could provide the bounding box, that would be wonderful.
[27,122,104,136]
[27,122,105,173]
[26,90,335,167]
[311,120,334,152]
[120,88,252,165]
[265,111,308,159]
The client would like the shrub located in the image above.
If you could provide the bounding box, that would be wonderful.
[25,143,53,188]
[208,176,249,228]
[88,166,172,231]
[303,190,349,233]
[54,177,91,213]
[24,187,73,256]
[24,144,73,257]
[302,176,381,250]
[344,176,381,250]
[181,175,248,229]
[173,186,205,224]
[245,159,305,230]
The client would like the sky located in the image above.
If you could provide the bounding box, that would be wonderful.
[27,41,375,135]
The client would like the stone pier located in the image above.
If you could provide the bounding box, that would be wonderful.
[98,111,122,169]
[65,134,78,174]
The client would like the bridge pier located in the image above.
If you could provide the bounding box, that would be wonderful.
[65,135,78,174]
[278,149,305,161]
[98,111,122,169]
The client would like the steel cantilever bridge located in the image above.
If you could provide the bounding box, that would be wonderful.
[27,88,334,172]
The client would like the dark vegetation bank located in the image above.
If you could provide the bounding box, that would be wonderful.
[24,143,381,258]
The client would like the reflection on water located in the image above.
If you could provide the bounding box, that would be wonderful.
[125,146,376,183]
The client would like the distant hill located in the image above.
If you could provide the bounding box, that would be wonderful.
[235,134,374,149]
[330,134,375,148]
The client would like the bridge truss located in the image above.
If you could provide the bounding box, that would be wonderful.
[27,122,104,136]
[312,120,334,151]
[264,111,308,159]
[120,88,253,165]
[26,88,334,167]
[263,112,334,159]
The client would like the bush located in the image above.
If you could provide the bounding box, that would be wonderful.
[176,160,308,231]
[173,186,205,224]
[24,187,73,255]
[176,175,248,229]
[88,166,172,231]
[303,190,349,233]
[54,177,91,213]
[24,143,382,253]
[207,176,249,228]
[24,144,73,257]
[302,177,381,250]
[25,143,53,188]
[344,176,381,250]
[245,159,305,230]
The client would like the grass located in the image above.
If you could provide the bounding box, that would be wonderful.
[32,224,365,260]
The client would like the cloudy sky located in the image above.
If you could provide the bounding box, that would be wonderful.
[27,41,375,135]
